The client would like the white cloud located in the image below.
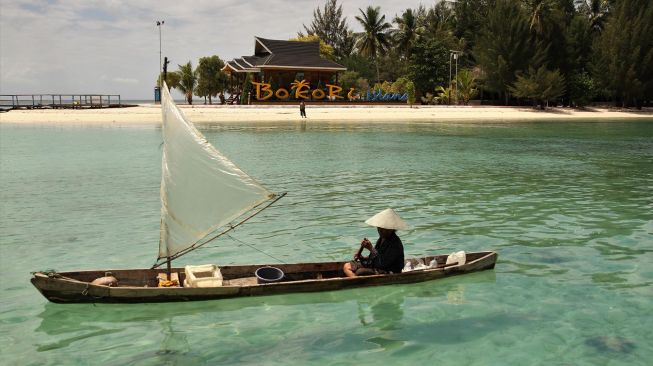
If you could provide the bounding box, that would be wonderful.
[112,77,139,84]
[0,0,429,99]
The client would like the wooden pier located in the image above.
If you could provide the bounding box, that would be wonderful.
[0,94,123,111]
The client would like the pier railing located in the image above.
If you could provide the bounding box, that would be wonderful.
[0,94,122,110]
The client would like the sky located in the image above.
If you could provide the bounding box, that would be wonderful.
[1,0,432,100]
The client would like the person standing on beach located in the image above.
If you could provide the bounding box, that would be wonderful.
[300,100,307,118]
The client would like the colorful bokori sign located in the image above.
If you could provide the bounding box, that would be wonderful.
[250,79,408,102]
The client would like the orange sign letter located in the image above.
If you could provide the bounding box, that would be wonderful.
[251,81,274,101]
[326,84,344,100]
[291,79,311,100]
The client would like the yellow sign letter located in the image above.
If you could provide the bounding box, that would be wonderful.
[326,84,344,100]
[347,88,359,101]
[291,79,311,100]
[251,81,274,101]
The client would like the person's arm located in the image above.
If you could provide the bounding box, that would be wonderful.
[355,238,374,260]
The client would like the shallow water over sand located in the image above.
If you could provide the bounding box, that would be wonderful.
[1,120,652,365]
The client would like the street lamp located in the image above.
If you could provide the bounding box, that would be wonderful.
[449,50,462,105]
[156,20,165,86]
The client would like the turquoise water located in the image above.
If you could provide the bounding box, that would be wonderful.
[1,120,652,365]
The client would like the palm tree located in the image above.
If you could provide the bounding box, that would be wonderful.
[578,0,610,33]
[176,61,198,105]
[455,69,478,105]
[355,6,392,83]
[394,9,422,60]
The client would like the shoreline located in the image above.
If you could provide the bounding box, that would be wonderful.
[1,105,651,126]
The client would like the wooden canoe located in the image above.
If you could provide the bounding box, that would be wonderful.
[31,251,497,303]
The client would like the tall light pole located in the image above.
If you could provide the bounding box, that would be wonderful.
[449,50,462,105]
[156,20,165,86]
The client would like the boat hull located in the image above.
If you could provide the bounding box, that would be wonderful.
[31,251,497,303]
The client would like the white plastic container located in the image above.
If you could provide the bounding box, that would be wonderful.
[184,264,223,288]
[446,251,466,266]
[402,261,413,272]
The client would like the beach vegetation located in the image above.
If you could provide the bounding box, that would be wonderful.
[568,71,596,107]
[170,0,653,108]
[289,34,335,60]
[421,92,436,105]
[355,77,370,93]
[591,0,653,108]
[393,8,423,60]
[473,0,534,105]
[435,86,453,105]
[407,37,449,99]
[509,66,566,109]
[390,77,412,95]
[158,71,180,90]
[175,61,198,105]
[456,69,478,105]
[337,54,375,82]
[338,70,360,92]
[354,6,393,84]
[300,0,353,59]
[240,74,252,105]
[405,80,416,106]
[376,81,393,94]
[196,56,228,105]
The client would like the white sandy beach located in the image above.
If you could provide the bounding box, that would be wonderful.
[1,104,651,125]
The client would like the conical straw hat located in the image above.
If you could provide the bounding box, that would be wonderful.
[365,208,409,230]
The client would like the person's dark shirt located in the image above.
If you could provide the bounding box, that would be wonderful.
[370,232,404,273]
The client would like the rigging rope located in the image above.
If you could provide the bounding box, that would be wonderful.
[224,233,287,264]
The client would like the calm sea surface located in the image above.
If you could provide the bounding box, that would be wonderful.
[1,120,652,365]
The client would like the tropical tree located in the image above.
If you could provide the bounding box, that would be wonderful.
[301,0,352,58]
[526,0,558,36]
[509,66,566,108]
[339,70,360,91]
[338,53,375,81]
[158,71,181,90]
[455,69,478,105]
[474,0,534,104]
[568,71,596,107]
[592,0,653,108]
[405,80,416,106]
[421,92,436,105]
[394,9,422,60]
[390,77,412,94]
[452,0,490,54]
[290,34,335,60]
[577,0,611,33]
[419,1,456,47]
[196,56,227,105]
[435,85,453,105]
[354,6,393,83]
[407,37,449,97]
[175,61,198,105]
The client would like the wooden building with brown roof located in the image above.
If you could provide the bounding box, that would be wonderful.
[223,37,346,103]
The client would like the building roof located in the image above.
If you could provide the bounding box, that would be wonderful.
[223,37,346,73]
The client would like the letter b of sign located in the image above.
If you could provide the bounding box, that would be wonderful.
[251,81,274,101]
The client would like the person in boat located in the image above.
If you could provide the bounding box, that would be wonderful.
[343,208,408,277]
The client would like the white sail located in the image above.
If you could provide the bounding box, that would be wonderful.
[159,83,274,259]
